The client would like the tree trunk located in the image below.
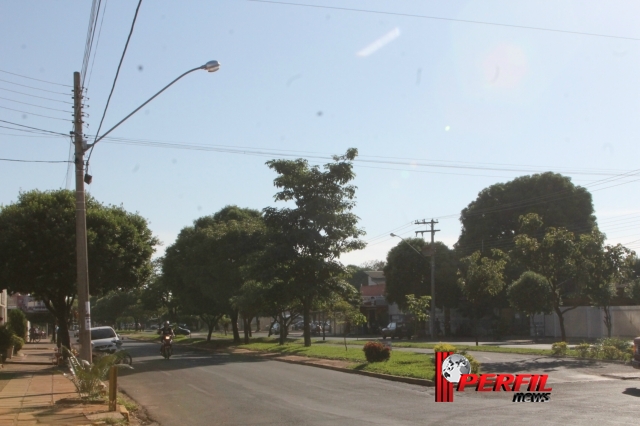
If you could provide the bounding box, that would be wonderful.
[322,311,326,341]
[554,306,567,342]
[256,318,260,332]
[248,316,253,337]
[231,310,241,343]
[278,312,285,345]
[243,317,250,344]
[207,322,214,341]
[603,306,612,338]
[444,307,451,337]
[303,299,311,347]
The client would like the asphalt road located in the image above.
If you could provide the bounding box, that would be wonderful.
[118,340,640,426]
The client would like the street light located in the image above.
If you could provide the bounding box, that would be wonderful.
[390,233,436,340]
[73,60,220,362]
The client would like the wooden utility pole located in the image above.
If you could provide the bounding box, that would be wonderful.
[73,71,92,362]
[415,219,439,340]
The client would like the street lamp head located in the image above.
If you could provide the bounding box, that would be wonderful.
[390,233,396,237]
[203,60,220,72]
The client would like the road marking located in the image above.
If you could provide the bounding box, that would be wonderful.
[188,384,216,397]
[161,371,171,377]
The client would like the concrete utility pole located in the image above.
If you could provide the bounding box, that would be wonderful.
[73,71,92,362]
[415,219,439,340]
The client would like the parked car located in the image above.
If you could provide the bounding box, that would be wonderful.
[632,337,640,369]
[174,326,191,336]
[270,322,281,335]
[381,322,407,339]
[88,326,122,352]
[293,321,304,331]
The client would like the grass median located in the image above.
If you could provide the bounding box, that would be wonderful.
[338,339,555,356]
[237,339,436,380]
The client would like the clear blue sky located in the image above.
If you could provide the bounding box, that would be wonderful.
[1,0,639,265]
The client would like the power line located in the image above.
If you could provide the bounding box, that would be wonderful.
[0,69,72,88]
[0,79,70,96]
[0,87,73,105]
[0,119,69,136]
[86,0,109,90]
[81,0,102,85]
[89,0,143,165]
[0,96,71,112]
[246,0,640,42]
[0,157,71,164]
[0,105,71,121]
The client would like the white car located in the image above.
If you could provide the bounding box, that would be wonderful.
[89,326,122,353]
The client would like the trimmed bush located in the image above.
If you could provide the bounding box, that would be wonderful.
[11,335,24,354]
[598,337,631,352]
[457,349,481,374]
[363,341,391,363]
[575,343,591,358]
[588,345,601,359]
[433,343,457,353]
[551,341,568,356]
[0,325,14,360]
[601,345,622,360]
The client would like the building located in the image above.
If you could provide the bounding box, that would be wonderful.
[0,289,7,325]
[360,271,404,330]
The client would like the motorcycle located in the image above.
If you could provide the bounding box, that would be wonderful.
[161,334,173,359]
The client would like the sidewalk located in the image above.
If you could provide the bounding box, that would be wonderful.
[0,343,128,425]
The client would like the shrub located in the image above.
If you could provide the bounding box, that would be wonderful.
[64,347,132,400]
[363,341,391,363]
[551,341,568,356]
[457,349,481,374]
[598,337,631,352]
[11,335,24,354]
[433,343,457,353]
[575,343,591,358]
[588,344,601,359]
[7,309,27,340]
[0,325,14,354]
[601,345,622,360]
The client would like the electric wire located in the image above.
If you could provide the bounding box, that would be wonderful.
[86,0,108,90]
[81,0,101,85]
[0,157,71,164]
[88,0,143,167]
[0,119,69,136]
[0,105,70,121]
[0,96,71,112]
[0,79,70,96]
[0,69,72,88]
[0,87,73,104]
[246,0,640,42]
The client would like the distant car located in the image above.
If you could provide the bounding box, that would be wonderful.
[174,326,191,336]
[632,337,640,369]
[381,322,407,339]
[270,322,281,335]
[89,326,122,353]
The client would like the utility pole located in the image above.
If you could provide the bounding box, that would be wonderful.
[415,219,439,340]
[73,71,92,362]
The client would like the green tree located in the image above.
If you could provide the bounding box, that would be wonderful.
[456,173,596,260]
[163,206,266,343]
[262,149,365,347]
[507,271,554,337]
[512,213,584,342]
[383,239,461,335]
[404,294,431,335]
[0,190,158,351]
[92,290,138,327]
[579,232,636,337]
[457,249,508,345]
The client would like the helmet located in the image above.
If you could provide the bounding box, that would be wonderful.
[165,321,170,326]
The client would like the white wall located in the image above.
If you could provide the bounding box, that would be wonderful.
[533,305,640,339]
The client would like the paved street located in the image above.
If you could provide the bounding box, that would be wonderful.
[118,340,640,426]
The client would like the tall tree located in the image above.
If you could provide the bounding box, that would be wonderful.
[579,233,636,337]
[512,213,584,342]
[162,206,265,342]
[383,239,461,334]
[457,249,508,345]
[456,172,596,260]
[263,148,365,347]
[0,190,157,350]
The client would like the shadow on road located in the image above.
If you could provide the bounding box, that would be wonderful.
[622,387,640,397]
[477,356,612,374]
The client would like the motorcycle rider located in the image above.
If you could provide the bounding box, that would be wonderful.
[159,321,175,354]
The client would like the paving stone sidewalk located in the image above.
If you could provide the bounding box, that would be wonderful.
[0,344,128,425]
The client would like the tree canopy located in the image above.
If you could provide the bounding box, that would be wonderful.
[456,172,596,257]
[0,189,158,349]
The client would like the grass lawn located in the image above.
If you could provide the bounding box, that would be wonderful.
[337,339,559,356]
[238,339,436,380]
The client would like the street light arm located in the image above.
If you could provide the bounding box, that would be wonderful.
[90,65,205,148]
[390,233,424,257]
